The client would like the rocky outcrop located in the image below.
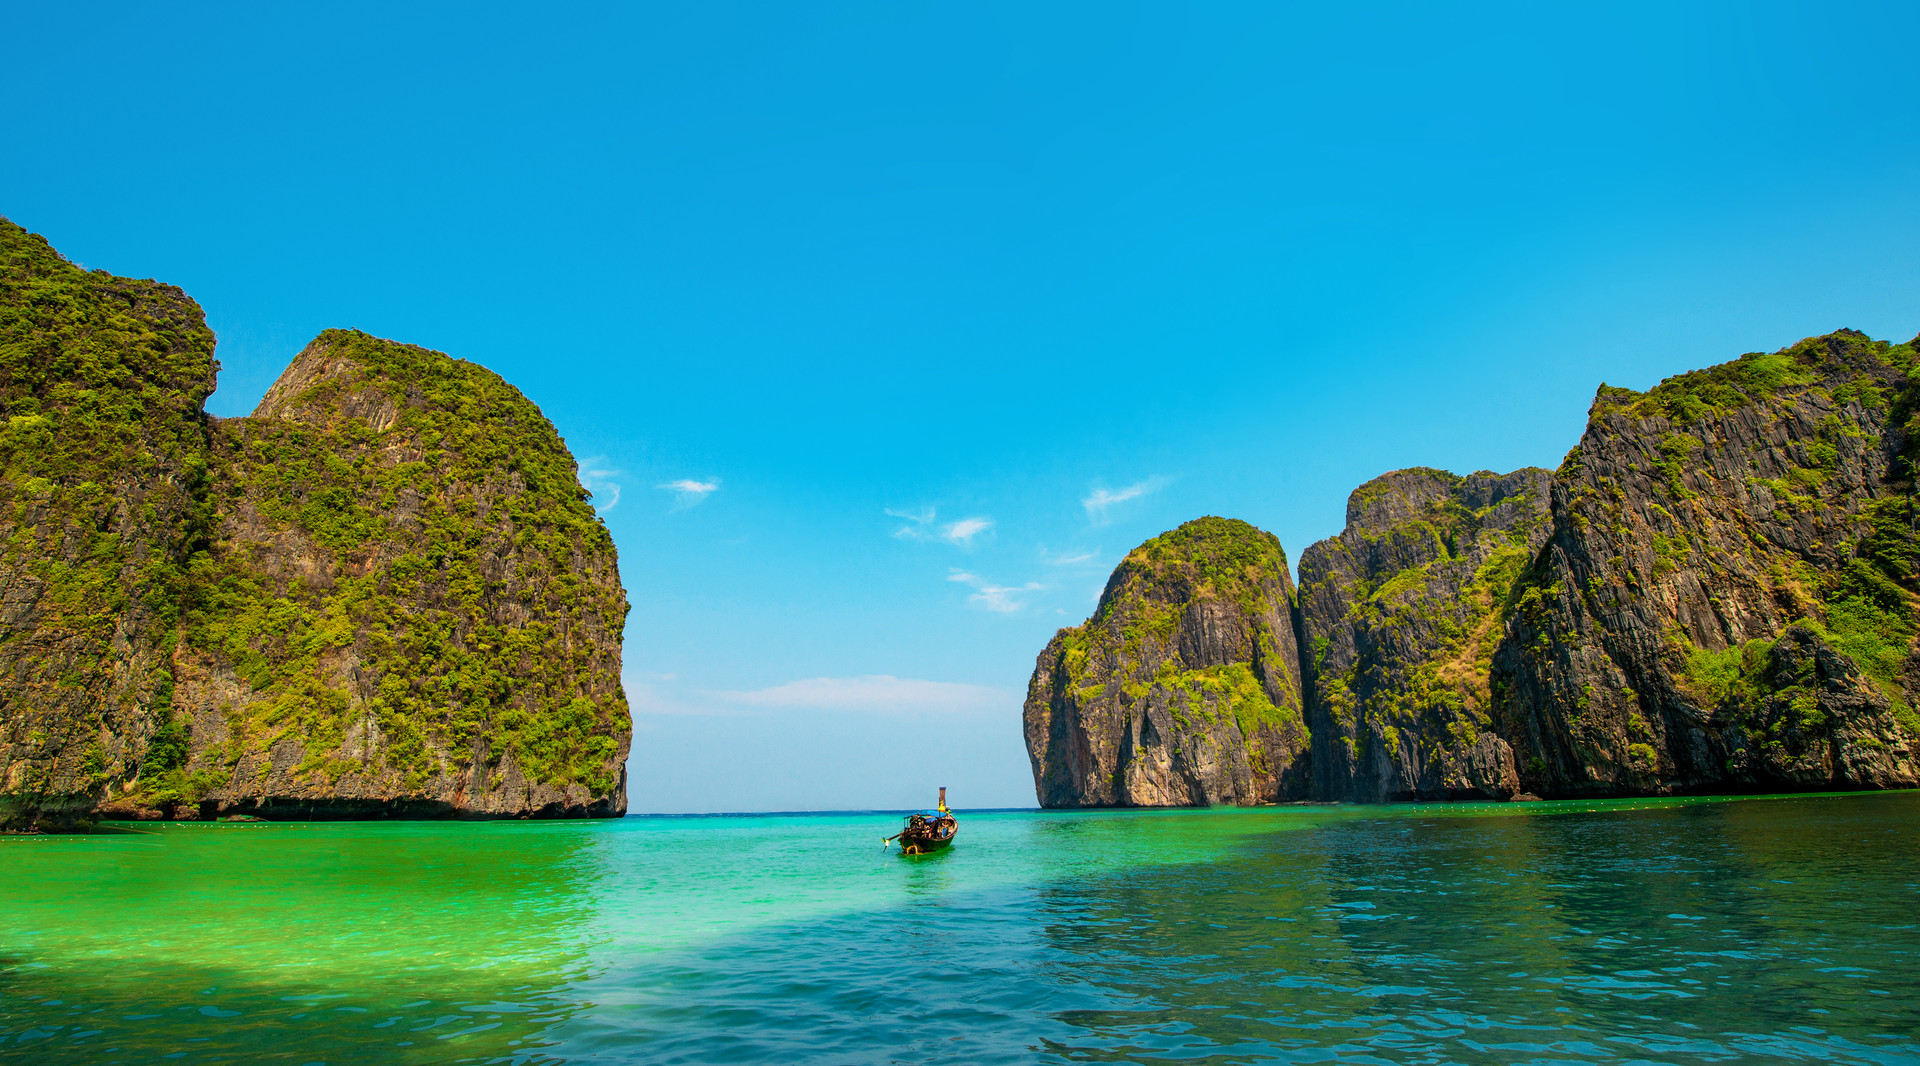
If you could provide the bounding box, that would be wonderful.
[0,218,630,827]
[1026,329,1920,807]
[1297,467,1550,802]
[1493,329,1920,795]
[0,218,218,827]
[1023,517,1309,807]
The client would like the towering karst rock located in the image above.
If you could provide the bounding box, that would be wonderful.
[0,219,219,826]
[0,217,630,826]
[1494,329,1920,795]
[1297,467,1551,802]
[1026,328,1920,806]
[1023,517,1310,807]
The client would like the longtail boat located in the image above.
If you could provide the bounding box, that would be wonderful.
[884,787,957,855]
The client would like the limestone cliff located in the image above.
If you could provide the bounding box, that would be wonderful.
[0,218,218,826]
[1023,517,1309,807]
[1026,329,1920,807]
[1297,468,1550,802]
[1493,329,1920,795]
[0,218,630,826]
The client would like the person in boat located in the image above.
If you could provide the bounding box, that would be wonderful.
[885,787,957,854]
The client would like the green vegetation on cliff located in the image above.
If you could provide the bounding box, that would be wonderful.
[1031,329,1920,808]
[1297,468,1548,801]
[1497,328,1920,795]
[0,217,215,814]
[1095,516,1291,622]
[1602,331,1920,732]
[1085,517,1302,734]
[1593,331,1918,426]
[1,219,630,824]
[1157,661,1292,773]
[1026,516,1309,807]
[182,330,627,799]
[1673,494,1920,738]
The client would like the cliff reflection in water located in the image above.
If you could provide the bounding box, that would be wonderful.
[0,821,609,1064]
[1029,795,1920,1062]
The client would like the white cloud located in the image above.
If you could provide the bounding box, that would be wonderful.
[1082,477,1167,526]
[711,675,1009,714]
[658,477,721,510]
[577,459,623,514]
[888,506,992,547]
[888,505,936,539]
[625,680,755,718]
[941,516,993,546]
[1041,547,1100,567]
[971,583,1044,612]
[947,568,1043,613]
[662,478,720,496]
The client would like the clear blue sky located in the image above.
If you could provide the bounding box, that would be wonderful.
[7,2,1918,811]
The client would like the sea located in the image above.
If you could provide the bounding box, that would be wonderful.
[2,790,1917,1064]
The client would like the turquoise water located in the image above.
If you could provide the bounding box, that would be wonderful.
[3,791,1918,1064]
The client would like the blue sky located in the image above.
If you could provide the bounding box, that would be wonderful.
[7,2,1919,811]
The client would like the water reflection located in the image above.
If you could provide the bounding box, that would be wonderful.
[1,821,608,1063]
[1029,795,1920,1063]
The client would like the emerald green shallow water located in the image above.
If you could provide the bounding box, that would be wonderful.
[3,791,1918,1064]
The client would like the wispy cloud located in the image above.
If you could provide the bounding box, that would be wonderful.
[889,506,993,547]
[941,516,992,546]
[972,583,1043,612]
[1082,477,1167,526]
[577,458,623,514]
[1040,546,1100,567]
[888,505,937,539]
[658,477,721,510]
[948,568,1043,613]
[886,505,935,525]
[625,678,756,718]
[711,675,1009,714]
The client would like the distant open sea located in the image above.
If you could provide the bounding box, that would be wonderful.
[3,791,1917,1064]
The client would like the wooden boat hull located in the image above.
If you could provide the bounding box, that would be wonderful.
[897,831,954,856]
